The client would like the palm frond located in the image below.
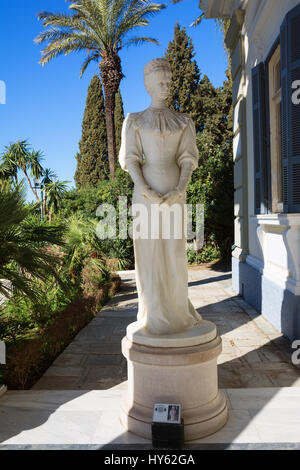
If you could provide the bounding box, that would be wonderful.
[0,188,30,230]
[35,0,165,89]
[21,219,66,246]
[124,36,159,47]
[3,140,31,170]
[36,0,164,67]
[35,11,91,35]
[80,52,100,77]
[114,2,165,45]
[39,37,98,66]
[0,186,66,300]
[30,150,44,179]
[191,12,205,27]
[0,266,41,300]
[171,0,204,27]
[41,168,57,185]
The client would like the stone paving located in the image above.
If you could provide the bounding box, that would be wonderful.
[1,263,300,449]
[33,263,300,390]
[2,386,300,448]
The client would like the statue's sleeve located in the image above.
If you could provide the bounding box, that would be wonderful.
[176,118,199,171]
[119,114,143,172]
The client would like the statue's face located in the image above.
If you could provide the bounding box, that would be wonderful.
[145,69,172,100]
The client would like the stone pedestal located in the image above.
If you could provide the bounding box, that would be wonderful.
[120,320,228,442]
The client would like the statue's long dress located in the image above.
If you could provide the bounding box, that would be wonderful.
[119,107,202,335]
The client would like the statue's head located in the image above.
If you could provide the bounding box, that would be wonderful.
[143,58,172,100]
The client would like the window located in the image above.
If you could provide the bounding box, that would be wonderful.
[252,3,300,215]
[268,44,283,213]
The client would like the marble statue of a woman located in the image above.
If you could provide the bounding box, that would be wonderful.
[119,58,202,336]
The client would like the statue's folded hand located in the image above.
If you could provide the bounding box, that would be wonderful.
[161,189,183,206]
[142,186,163,204]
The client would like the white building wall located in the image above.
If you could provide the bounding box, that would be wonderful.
[243,0,300,292]
[201,0,300,339]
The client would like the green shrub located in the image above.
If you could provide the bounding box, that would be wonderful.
[56,168,134,269]
[81,257,111,297]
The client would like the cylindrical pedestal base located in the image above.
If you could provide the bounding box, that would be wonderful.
[120,328,228,442]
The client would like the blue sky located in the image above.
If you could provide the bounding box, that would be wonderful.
[0,0,228,200]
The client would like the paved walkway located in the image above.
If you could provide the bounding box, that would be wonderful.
[2,387,300,448]
[1,264,300,449]
[33,265,300,390]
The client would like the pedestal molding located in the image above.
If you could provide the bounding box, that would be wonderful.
[122,335,222,366]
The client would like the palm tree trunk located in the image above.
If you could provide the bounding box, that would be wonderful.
[40,188,44,221]
[23,168,40,202]
[43,194,47,219]
[100,54,124,180]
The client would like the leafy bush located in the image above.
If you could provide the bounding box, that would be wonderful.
[0,270,81,341]
[187,240,221,265]
[57,167,133,220]
[0,205,118,343]
[81,257,111,297]
[189,136,234,262]
[1,275,121,389]
[56,168,135,269]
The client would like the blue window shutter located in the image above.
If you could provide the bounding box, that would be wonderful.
[281,4,300,213]
[252,63,268,215]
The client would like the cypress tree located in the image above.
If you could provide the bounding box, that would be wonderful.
[164,24,234,261]
[192,74,217,134]
[75,75,109,188]
[190,69,233,261]
[165,23,200,120]
[114,88,125,156]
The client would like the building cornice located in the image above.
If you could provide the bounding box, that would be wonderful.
[200,0,237,19]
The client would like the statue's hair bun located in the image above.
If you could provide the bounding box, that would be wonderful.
[143,58,171,77]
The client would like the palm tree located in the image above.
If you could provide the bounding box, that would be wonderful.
[0,160,18,189]
[42,180,70,222]
[42,168,57,186]
[0,183,65,301]
[35,0,165,179]
[40,168,57,218]
[2,140,44,202]
[30,150,44,183]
